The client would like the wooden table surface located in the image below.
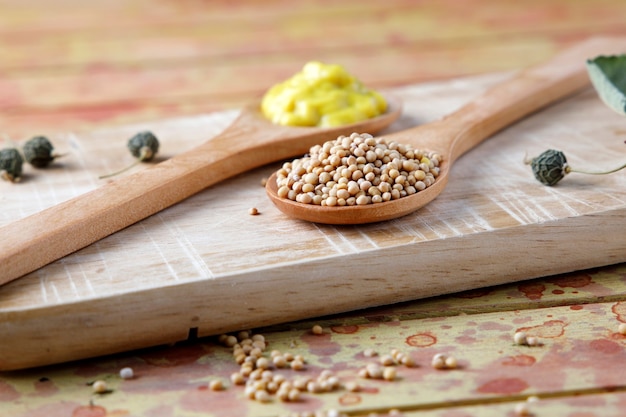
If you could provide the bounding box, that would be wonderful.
[2,1,626,416]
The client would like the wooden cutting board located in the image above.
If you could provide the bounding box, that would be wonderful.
[1,72,625,370]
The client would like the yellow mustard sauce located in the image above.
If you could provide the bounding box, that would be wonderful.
[261,61,387,127]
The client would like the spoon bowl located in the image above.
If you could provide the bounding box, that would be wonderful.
[0,96,402,285]
[266,37,626,224]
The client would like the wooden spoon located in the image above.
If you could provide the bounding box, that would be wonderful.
[266,36,626,225]
[0,98,401,286]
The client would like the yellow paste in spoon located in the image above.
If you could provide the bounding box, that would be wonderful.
[261,61,387,127]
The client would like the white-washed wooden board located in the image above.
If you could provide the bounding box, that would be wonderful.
[1,73,625,370]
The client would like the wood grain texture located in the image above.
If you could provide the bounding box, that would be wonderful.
[1,71,625,370]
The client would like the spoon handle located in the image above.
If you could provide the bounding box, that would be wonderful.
[402,36,626,160]
[0,101,400,286]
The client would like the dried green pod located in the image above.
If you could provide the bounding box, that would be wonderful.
[0,148,24,182]
[528,149,568,186]
[527,149,626,186]
[23,136,56,168]
[127,131,159,161]
[100,131,160,179]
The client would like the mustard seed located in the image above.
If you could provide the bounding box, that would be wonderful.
[275,133,442,207]
[514,331,528,345]
[224,335,238,347]
[619,323,626,335]
[401,355,416,367]
[444,356,458,369]
[119,367,134,379]
[251,334,265,343]
[344,381,361,392]
[514,402,531,416]
[526,336,539,346]
[273,355,287,368]
[254,389,271,403]
[288,388,301,402]
[92,380,109,394]
[383,366,397,381]
[379,354,395,366]
[431,353,446,369]
[312,324,324,335]
[230,372,245,385]
[365,363,383,379]
[248,207,259,215]
[209,379,224,391]
[291,359,305,370]
[363,348,378,357]
[256,357,270,369]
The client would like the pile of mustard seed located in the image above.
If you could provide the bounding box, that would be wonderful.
[275,132,441,206]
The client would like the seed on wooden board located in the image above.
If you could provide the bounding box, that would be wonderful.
[311,324,324,335]
[618,323,626,335]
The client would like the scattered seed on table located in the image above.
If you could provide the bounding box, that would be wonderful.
[92,380,109,394]
[514,402,532,416]
[379,354,396,366]
[230,372,245,385]
[526,336,539,346]
[444,356,458,369]
[383,366,397,381]
[119,367,134,380]
[363,348,378,357]
[311,324,324,335]
[248,207,259,215]
[618,323,626,335]
[209,379,224,391]
[431,353,457,370]
[290,358,305,370]
[344,381,361,392]
[514,331,528,345]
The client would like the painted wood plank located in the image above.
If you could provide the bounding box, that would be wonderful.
[2,299,626,416]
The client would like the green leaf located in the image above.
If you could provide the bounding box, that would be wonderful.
[586,54,626,115]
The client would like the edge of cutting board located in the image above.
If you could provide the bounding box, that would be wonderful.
[1,209,624,370]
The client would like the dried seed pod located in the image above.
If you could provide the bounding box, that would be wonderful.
[23,136,58,168]
[527,149,626,186]
[0,148,24,182]
[527,149,568,186]
[100,131,160,179]
[127,131,159,161]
